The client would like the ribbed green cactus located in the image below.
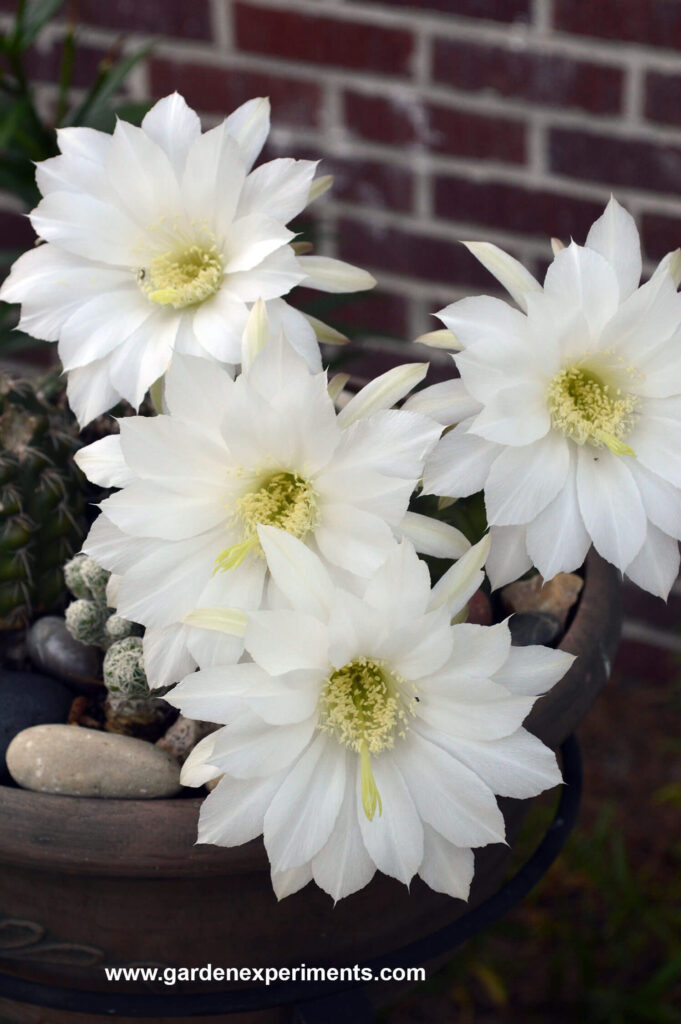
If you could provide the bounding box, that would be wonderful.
[0,374,86,630]
[63,553,140,648]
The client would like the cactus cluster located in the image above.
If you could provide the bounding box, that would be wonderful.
[0,374,87,630]
[63,553,139,649]
[63,552,168,735]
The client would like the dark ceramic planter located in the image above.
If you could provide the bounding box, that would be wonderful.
[0,550,621,1024]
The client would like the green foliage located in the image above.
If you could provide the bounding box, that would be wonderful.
[0,0,152,353]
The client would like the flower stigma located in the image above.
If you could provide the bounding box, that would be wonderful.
[138,242,224,309]
[318,657,417,820]
[547,364,638,456]
[214,471,318,573]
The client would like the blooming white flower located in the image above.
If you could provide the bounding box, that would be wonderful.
[172,531,571,902]
[418,198,681,598]
[0,92,374,425]
[76,329,462,687]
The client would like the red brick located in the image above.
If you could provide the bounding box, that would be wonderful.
[344,92,525,164]
[323,156,414,214]
[343,92,418,147]
[320,290,411,340]
[433,40,623,115]
[234,3,414,77]
[24,43,122,91]
[554,0,681,51]
[645,71,681,126]
[150,60,322,128]
[350,0,530,19]
[550,127,681,197]
[640,212,681,263]
[434,175,603,240]
[78,0,211,39]
[336,217,510,288]
[429,104,526,163]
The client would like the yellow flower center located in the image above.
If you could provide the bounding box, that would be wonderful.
[138,242,224,309]
[318,658,416,820]
[214,471,318,573]
[547,365,638,456]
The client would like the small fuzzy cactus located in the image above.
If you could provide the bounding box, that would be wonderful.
[64,597,108,647]
[103,636,170,737]
[63,552,140,650]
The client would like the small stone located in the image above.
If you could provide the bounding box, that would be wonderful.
[27,616,102,694]
[501,572,583,628]
[509,612,562,647]
[156,716,219,764]
[466,588,493,627]
[7,724,182,799]
[0,671,73,783]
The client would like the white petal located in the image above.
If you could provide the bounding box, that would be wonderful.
[525,455,591,579]
[31,191,139,266]
[66,355,121,427]
[463,242,542,312]
[163,353,235,434]
[576,446,646,569]
[226,247,305,303]
[485,431,570,527]
[403,378,482,426]
[142,622,196,688]
[419,826,474,901]
[398,511,469,559]
[141,92,201,178]
[191,289,248,364]
[315,504,396,576]
[468,381,551,447]
[75,434,134,488]
[245,610,329,675]
[428,534,491,618]
[627,397,681,490]
[422,419,499,498]
[544,242,620,338]
[223,214,293,275]
[181,733,223,788]
[238,158,317,223]
[337,363,428,429]
[182,123,246,236]
[627,460,681,541]
[106,119,183,227]
[197,770,285,846]
[357,754,423,886]
[417,678,534,743]
[445,621,511,680]
[257,527,334,620]
[264,733,347,873]
[211,710,318,780]
[585,196,642,300]
[400,729,506,846]
[265,299,322,372]
[485,524,532,590]
[625,524,680,599]
[59,287,154,372]
[297,255,375,294]
[272,863,313,900]
[494,644,575,696]
[107,313,177,409]
[312,774,376,901]
[224,96,270,171]
[438,294,531,350]
[439,727,562,800]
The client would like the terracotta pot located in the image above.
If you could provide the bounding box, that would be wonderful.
[0,550,621,1024]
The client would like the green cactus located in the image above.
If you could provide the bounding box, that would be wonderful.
[0,374,86,630]
[63,553,141,650]
[103,636,168,735]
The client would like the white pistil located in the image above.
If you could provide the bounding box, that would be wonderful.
[318,657,416,820]
[214,471,318,573]
[138,242,224,309]
[547,365,638,456]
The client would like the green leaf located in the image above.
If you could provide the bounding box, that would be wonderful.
[11,0,65,51]
[68,44,152,128]
[55,27,75,126]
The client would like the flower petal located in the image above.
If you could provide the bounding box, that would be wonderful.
[576,446,646,569]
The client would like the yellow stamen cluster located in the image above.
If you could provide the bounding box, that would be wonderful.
[138,242,223,309]
[214,471,318,573]
[547,365,638,457]
[319,658,416,820]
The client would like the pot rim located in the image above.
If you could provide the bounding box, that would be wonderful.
[0,549,620,878]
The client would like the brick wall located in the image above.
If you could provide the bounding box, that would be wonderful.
[2,0,681,652]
